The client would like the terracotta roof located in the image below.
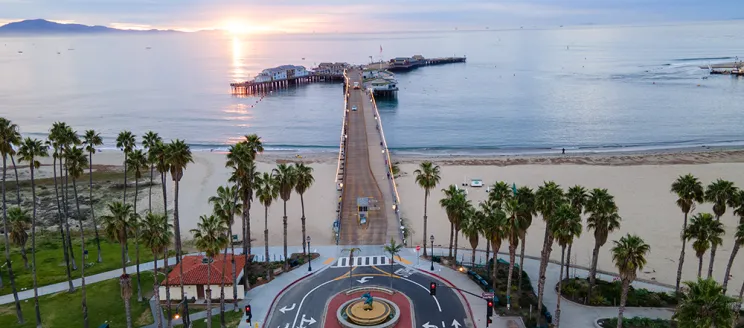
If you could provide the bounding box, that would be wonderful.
[162,254,248,286]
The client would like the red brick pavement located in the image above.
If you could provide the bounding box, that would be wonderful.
[324,291,412,328]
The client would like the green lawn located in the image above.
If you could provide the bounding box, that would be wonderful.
[0,272,156,328]
[0,231,158,296]
[178,310,243,328]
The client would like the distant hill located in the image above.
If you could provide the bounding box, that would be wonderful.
[0,19,180,34]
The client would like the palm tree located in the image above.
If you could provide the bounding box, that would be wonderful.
[256,171,278,280]
[116,130,136,203]
[723,195,744,292]
[488,181,512,207]
[342,247,361,289]
[460,205,480,266]
[127,149,148,301]
[534,181,564,321]
[8,207,30,269]
[565,185,588,279]
[273,164,296,271]
[164,139,193,326]
[515,186,536,292]
[503,198,523,309]
[611,234,650,328]
[0,117,24,323]
[83,130,104,263]
[0,119,22,206]
[294,163,314,256]
[477,201,494,277]
[48,123,75,290]
[140,212,172,328]
[191,214,229,328]
[671,174,705,293]
[684,213,725,277]
[413,161,441,257]
[208,184,242,317]
[440,185,469,259]
[142,131,162,214]
[672,278,736,328]
[58,125,80,271]
[384,238,403,291]
[704,179,738,278]
[586,188,622,301]
[551,204,582,328]
[440,185,460,257]
[66,145,91,328]
[101,201,135,328]
[18,137,49,327]
[482,202,506,292]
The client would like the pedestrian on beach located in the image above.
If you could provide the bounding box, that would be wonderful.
[562,148,565,154]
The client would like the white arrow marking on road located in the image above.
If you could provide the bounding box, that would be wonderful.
[279,303,296,314]
[276,324,289,328]
[298,314,316,328]
[451,319,461,328]
[422,322,438,328]
[356,276,373,284]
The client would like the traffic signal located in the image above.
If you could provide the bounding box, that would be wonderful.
[429,282,437,296]
[486,299,493,317]
[245,305,252,322]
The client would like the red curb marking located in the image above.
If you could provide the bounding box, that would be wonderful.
[325,291,413,328]
[262,272,315,325]
[414,268,476,327]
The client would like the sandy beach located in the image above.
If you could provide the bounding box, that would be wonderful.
[22,148,744,293]
[395,150,744,294]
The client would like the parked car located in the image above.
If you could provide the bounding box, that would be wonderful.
[353,82,360,89]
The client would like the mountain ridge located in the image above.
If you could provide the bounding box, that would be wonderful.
[0,19,182,34]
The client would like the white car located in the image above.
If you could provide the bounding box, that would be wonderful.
[470,179,484,187]
[351,106,358,111]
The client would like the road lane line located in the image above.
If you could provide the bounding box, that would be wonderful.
[400,277,442,312]
[394,256,412,265]
[292,278,337,328]
[323,257,335,265]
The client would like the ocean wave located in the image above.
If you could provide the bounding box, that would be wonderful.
[672,56,734,62]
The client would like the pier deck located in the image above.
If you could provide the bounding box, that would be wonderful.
[338,68,398,245]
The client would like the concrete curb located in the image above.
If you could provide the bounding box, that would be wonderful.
[594,318,603,328]
[413,267,477,328]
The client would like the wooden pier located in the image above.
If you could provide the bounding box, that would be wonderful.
[229,74,344,95]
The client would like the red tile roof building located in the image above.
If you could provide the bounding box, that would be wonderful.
[158,254,249,301]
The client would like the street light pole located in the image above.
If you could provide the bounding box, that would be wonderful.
[430,235,435,271]
[307,236,312,272]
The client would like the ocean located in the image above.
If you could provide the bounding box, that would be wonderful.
[2,21,744,155]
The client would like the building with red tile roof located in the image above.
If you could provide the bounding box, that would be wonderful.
[158,254,249,301]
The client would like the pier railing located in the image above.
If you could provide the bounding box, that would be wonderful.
[368,92,405,243]
[333,70,350,245]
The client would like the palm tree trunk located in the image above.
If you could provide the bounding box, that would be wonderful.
[708,214,722,278]
[471,248,476,267]
[555,246,566,328]
[518,237,526,294]
[220,247,228,327]
[676,212,689,294]
[148,165,154,213]
[723,242,740,292]
[733,280,743,328]
[10,154,21,206]
[423,193,428,257]
[588,240,602,303]
[2,155,24,324]
[349,251,355,290]
[536,226,551,321]
[164,246,172,328]
[265,206,270,281]
[300,193,307,255]
[389,257,394,291]
[453,229,460,263]
[616,279,630,328]
[206,261,212,328]
[485,240,491,277]
[698,255,703,277]
[565,243,572,281]
[134,178,142,302]
[173,178,188,327]
[507,244,516,309]
[52,155,74,292]
[242,192,251,293]
[153,251,162,328]
[282,200,288,272]
[30,162,43,328]
[62,160,77,271]
[19,244,29,269]
[72,178,89,328]
[123,153,128,203]
[227,199,238,311]
[448,221,454,258]
[120,243,132,328]
[89,152,102,263]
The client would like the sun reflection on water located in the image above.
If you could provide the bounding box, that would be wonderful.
[231,36,248,82]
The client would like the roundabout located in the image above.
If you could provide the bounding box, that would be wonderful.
[337,291,401,327]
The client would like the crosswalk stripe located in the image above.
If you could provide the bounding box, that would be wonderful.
[333,256,391,268]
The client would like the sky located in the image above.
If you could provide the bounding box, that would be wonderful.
[1,0,743,33]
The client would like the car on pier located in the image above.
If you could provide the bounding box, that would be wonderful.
[351,105,358,111]
[353,82,360,89]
